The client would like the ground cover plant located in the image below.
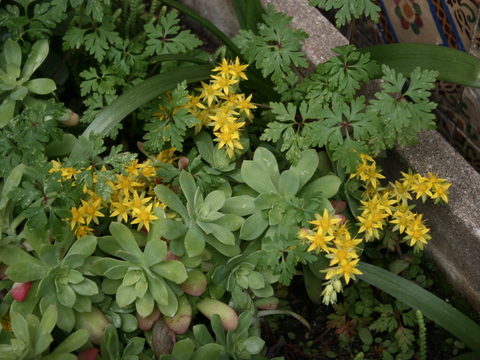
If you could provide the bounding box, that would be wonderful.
[1,0,480,359]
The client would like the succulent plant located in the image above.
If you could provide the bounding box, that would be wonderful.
[0,304,89,360]
[0,39,58,127]
[154,171,243,258]
[92,222,188,318]
[237,147,342,240]
[0,223,99,333]
[212,251,277,310]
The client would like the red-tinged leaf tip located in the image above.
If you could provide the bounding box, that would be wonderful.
[77,347,100,360]
[136,307,161,331]
[164,251,179,261]
[335,214,347,225]
[11,282,32,302]
[179,268,207,296]
[254,297,279,310]
[196,298,238,331]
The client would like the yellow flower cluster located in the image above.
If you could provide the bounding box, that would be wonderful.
[154,57,256,159]
[351,154,451,252]
[300,153,451,305]
[57,149,178,238]
[199,57,256,158]
[299,209,363,287]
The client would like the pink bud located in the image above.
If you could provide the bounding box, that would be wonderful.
[331,200,347,214]
[76,347,100,360]
[12,282,32,302]
[178,157,189,170]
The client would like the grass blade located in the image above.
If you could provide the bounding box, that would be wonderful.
[72,64,212,155]
[357,261,480,353]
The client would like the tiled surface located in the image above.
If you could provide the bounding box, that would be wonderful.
[324,0,480,172]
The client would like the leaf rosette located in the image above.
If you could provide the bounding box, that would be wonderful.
[0,222,99,333]
[0,39,58,127]
[92,222,188,318]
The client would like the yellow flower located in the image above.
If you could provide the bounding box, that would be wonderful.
[390,207,414,234]
[199,81,223,106]
[306,229,335,253]
[236,93,257,118]
[329,257,363,284]
[431,182,451,203]
[227,57,249,80]
[110,195,131,223]
[213,130,244,158]
[114,174,144,197]
[211,74,239,95]
[308,209,341,235]
[131,203,159,232]
[410,175,433,201]
[390,180,413,204]
[209,108,239,132]
[212,58,231,75]
[156,147,179,164]
[67,206,85,230]
[326,247,354,266]
[139,160,157,179]
[127,190,152,211]
[404,214,431,251]
[75,225,94,238]
[79,198,104,225]
[356,214,383,241]
[61,166,80,180]
[185,94,206,111]
[123,159,142,176]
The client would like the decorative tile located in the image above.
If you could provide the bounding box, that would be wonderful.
[321,0,480,171]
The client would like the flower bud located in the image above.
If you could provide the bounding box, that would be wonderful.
[333,279,343,293]
[178,156,189,170]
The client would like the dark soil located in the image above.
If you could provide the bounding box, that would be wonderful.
[261,269,479,360]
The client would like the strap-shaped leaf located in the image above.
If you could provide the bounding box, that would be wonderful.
[356,43,480,88]
[72,64,212,156]
[358,262,480,353]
